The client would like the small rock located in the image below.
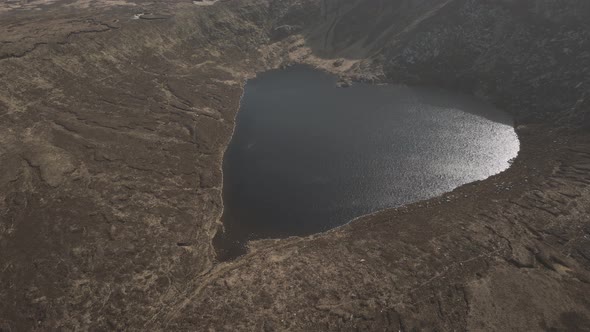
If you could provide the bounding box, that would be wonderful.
[336,78,352,88]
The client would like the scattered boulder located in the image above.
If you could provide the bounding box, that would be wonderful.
[336,77,352,88]
[272,25,302,40]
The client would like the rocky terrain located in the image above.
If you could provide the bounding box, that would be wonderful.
[0,0,589,330]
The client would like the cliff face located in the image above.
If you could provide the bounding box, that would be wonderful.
[379,0,590,125]
[271,0,590,125]
[0,0,589,330]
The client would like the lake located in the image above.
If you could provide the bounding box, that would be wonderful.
[214,65,520,260]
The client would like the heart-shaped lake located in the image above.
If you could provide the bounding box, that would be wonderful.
[215,65,520,260]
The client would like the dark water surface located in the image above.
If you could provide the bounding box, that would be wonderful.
[215,65,519,259]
